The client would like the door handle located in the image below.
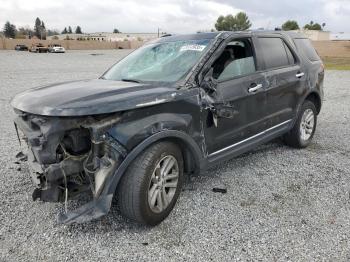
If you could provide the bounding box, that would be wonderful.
[296,72,305,78]
[248,84,263,93]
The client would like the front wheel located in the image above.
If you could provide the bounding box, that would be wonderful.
[117,141,183,225]
[284,100,317,148]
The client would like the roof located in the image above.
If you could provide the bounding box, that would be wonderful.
[153,30,308,44]
[155,32,221,43]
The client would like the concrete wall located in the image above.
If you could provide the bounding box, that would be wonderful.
[0,38,143,50]
[1,38,349,58]
[299,30,330,41]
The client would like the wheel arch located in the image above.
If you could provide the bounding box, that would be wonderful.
[304,91,322,114]
[104,130,206,196]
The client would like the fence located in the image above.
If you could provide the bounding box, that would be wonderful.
[1,38,349,57]
[0,38,144,50]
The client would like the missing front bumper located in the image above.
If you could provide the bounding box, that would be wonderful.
[13,111,127,223]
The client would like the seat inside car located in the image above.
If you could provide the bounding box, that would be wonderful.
[212,44,248,79]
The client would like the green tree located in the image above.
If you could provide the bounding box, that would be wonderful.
[62,27,68,34]
[304,21,322,30]
[215,12,251,31]
[113,28,120,33]
[40,21,46,39]
[75,26,82,34]
[34,17,41,38]
[282,20,300,30]
[33,17,46,39]
[3,21,16,38]
[235,12,252,31]
[68,26,72,34]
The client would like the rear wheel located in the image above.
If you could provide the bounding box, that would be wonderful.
[117,141,183,225]
[284,100,317,148]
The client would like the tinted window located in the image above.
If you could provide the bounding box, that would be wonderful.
[294,38,320,62]
[259,37,291,69]
[212,38,256,81]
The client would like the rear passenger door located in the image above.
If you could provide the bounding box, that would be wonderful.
[257,36,303,128]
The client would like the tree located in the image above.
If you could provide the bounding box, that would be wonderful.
[235,12,252,31]
[68,26,72,34]
[47,29,59,36]
[75,26,82,34]
[34,17,41,38]
[304,21,322,30]
[282,20,299,31]
[312,23,322,30]
[215,12,251,31]
[3,21,16,38]
[33,17,46,39]
[40,21,46,39]
[17,26,33,38]
[62,27,68,34]
[113,28,120,33]
[18,26,34,37]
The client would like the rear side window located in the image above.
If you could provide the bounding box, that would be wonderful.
[258,37,293,69]
[294,38,320,62]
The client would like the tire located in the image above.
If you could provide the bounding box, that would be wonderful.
[117,141,184,226]
[284,100,317,148]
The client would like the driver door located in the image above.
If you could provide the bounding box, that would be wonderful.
[201,37,268,156]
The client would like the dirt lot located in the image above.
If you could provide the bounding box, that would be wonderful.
[322,57,350,70]
[1,50,350,261]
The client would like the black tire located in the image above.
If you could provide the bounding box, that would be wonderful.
[117,141,184,226]
[284,100,317,148]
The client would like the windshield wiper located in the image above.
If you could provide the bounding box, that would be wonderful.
[121,78,141,83]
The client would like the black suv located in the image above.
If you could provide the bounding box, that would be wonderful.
[11,31,324,225]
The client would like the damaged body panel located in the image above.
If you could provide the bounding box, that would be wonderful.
[11,31,324,225]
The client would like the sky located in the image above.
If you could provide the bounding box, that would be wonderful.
[0,0,349,34]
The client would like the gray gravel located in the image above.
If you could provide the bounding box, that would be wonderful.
[1,50,350,261]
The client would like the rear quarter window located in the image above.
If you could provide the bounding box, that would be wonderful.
[294,38,320,62]
[258,37,293,69]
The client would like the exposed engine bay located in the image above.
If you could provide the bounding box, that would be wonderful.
[13,110,127,223]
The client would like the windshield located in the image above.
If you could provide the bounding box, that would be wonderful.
[102,38,212,83]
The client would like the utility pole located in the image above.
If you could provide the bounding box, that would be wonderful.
[157,28,161,38]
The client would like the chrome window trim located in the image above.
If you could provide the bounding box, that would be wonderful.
[209,119,292,157]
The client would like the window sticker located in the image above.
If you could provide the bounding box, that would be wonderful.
[180,44,206,52]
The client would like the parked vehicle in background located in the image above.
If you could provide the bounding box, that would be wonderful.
[11,31,324,226]
[48,44,66,53]
[14,44,28,51]
[29,43,48,53]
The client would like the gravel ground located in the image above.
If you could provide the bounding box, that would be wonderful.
[1,50,350,261]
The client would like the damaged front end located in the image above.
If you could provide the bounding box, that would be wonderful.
[14,110,127,224]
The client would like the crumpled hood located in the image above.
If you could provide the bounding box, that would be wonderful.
[11,79,178,116]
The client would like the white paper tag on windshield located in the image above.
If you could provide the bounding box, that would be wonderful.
[180,45,206,52]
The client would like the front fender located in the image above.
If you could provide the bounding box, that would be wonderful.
[104,129,206,196]
[57,129,206,224]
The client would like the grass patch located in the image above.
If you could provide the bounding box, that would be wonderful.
[321,56,350,70]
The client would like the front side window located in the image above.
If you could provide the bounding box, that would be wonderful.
[212,38,256,81]
[258,37,292,69]
[102,39,212,83]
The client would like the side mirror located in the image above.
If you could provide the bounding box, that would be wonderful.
[201,67,217,93]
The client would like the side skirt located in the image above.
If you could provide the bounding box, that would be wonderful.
[207,120,292,166]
